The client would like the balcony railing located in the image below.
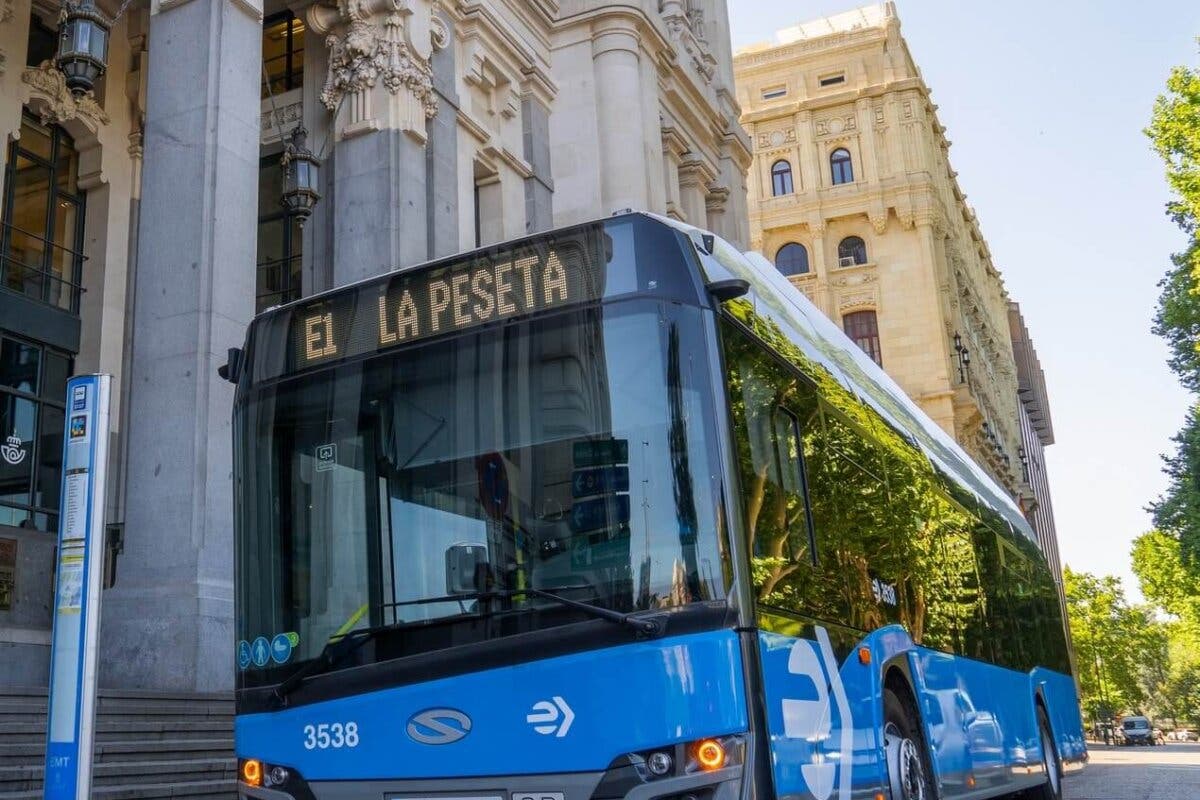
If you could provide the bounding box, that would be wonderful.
[0,221,86,314]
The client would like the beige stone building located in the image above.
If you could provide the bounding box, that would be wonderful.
[733,2,1031,502]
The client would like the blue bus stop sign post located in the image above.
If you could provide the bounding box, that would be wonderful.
[44,374,112,800]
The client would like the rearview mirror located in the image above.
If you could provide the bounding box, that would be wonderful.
[445,543,489,594]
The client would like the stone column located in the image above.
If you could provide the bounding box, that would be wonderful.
[100,0,260,691]
[591,16,647,214]
[308,0,448,285]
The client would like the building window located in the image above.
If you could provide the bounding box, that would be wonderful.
[262,11,305,98]
[775,243,809,276]
[256,157,302,312]
[0,113,86,314]
[837,236,867,267]
[830,147,854,185]
[770,160,794,196]
[761,85,787,100]
[0,334,71,531]
[819,73,846,87]
[843,310,882,367]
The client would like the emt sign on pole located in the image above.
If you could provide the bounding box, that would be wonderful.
[44,374,112,800]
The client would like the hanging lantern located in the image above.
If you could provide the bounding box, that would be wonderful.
[281,125,321,225]
[56,0,111,96]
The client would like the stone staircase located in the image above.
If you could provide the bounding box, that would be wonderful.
[0,686,236,799]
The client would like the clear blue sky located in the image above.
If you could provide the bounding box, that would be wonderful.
[728,1,1200,600]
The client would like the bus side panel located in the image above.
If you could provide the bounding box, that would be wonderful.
[757,625,887,800]
[1032,668,1087,765]
[908,649,1039,798]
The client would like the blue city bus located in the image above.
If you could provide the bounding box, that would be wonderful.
[229,212,1085,800]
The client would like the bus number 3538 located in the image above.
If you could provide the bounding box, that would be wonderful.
[302,722,360,750]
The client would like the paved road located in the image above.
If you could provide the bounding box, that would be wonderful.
[1064,743,1200,800]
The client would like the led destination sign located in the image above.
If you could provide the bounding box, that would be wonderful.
[291,230,605,370]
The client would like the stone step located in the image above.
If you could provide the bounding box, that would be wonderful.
[2,777,237,800]
[0,718,233,745]
[0,757,236,792]
[0,738,233,766]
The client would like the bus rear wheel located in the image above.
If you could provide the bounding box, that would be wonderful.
[1025,706,1063,800]
[883,686,936,800]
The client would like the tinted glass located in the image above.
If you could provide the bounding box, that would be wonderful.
[235,299,728,688]
[831,148,854,185]
[771,161,793,196]
[35,406,64,513]
[0,338,40,393]
[725,330,816,609]
[775,243,809,277]
[838,237,867,266]
[41,352,70,401]
[0,395,36,506]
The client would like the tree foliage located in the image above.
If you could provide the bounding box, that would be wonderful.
[1063,568,1156,721]
[1147,54,1200,235]
[1147,45,1200,591]
[1147,407,1200,581]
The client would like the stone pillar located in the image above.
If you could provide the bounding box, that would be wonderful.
[100,0,260,691]
[425,6,458,257]
[0,0,32,187]
[522,95,553,235]
[592,17,647,214]
[308,0,448,284]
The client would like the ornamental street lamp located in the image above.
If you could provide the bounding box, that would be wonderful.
[56,0,111,96]
[281,125,320,225]
[953,332,971,384]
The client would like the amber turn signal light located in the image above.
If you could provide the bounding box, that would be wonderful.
[695,739,726,770]
[858,647,871,665]
[241,758,263,787]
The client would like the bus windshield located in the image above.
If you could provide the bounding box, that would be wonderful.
[234,298,728,688]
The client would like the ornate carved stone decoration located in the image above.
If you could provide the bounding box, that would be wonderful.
[21,62,111,130]
[832,271,877,288]
[838,291,875,312]
[661,0,716,83]
[757,128,796,150]
[1,0,13,24]
[309,0,448,139]
[815,114,856,138]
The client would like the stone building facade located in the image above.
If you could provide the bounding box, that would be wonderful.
[1009,302,1065,602]
[734,2,1031,500]
[733,4,1066,574]
[0,0,749,689]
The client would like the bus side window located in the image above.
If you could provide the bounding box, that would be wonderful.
[724,328,817,612]
[805,405,890,632]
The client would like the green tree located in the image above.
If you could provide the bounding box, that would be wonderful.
[1131,529,1200,622]
[1147,45,1200,589]
[1147,51,1200,237]
[1063,568,1158,721]
[1131,530,1200,727]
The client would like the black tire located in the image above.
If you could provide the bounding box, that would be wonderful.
[1025,706,1063,800]
[883,685,938,800]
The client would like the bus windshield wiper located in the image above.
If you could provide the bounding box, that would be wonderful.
[272,589,665,706]
[466,587,668,638]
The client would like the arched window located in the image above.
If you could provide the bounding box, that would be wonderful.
[843,310,882,366]
[830,148,854,185]
[770,160,794,196]
[837,236,867,266]
[775,243,809,276]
